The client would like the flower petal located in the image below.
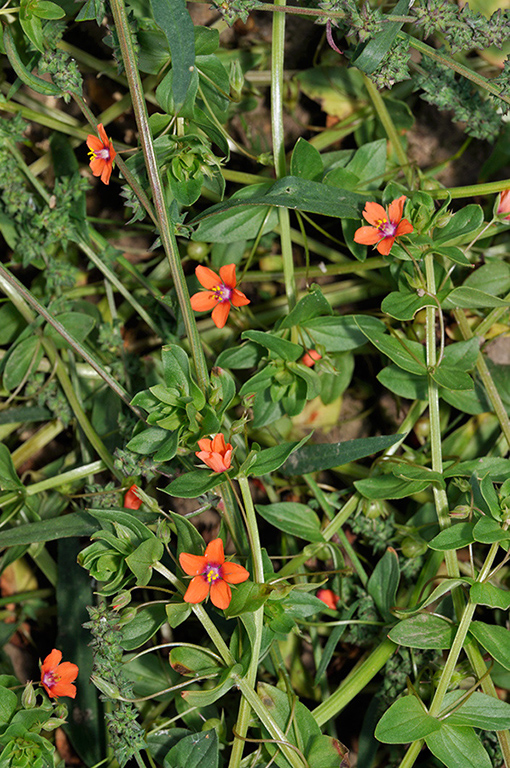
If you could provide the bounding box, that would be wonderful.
[376,237,396,256]
[362,201,387,226]
[56,662,79,684]
[211,301,231,328]
[353,226,381,245]
[197,438,213,452]
[97,123,109,146]
[41,649,62,675]
[388,195,406,223]
[219,264,236,288]
[205,538,224,565]
[231,289,250,307]
[195,265,221,289]
[210,579,231,609]
[395,219,414,237]
[51,681,77,699]
[190,291,217,311]
[179,552,207,576]
[203,453,229,472]
[184,575,209,604]
[87,135,104,152]
[89,158,106,177]
[211,434,227,454]
[221,561,250,584]
[100,162,113,185]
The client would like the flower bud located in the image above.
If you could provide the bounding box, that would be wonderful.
[229,59,244,102]
[111,590,132,611]
[22,682,36,709]
[91,675,121,699]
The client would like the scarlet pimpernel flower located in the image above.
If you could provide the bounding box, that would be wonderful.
[301,349,321,367]
[86,123,116,185]
[353,195,413,255]
[40,649,78,699]
[190,264,250,329]
[124,484,142,510]
[179,538,249,609]
[196,433,233,473]
[317,588,339,610]
[497,190,510,220]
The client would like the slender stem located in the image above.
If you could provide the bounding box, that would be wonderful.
[108,0,209,391]
[271,0,296,311]
[27,461,105,495]
[229,475,265,768]
[453,308,510,449]
[362,75,413,188]
[312,638,396,725]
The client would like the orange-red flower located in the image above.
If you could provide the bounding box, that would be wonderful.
[196,433,233,473]
[497,190,510,220]
[190,264,250,329]
[124,484,142,510]
[353,196,413,255]
[179,538,249,609]
[317,588,339,610]
[40,649,78,699]
[86,123,116,185]
[301,349,321,367]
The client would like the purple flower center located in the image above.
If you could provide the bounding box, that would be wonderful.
[376,217,397,238]
[205,564,222,583]
[43,671,57,687]
[212,282,232,303]
[95,147,111,160]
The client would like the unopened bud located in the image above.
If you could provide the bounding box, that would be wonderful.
[22,682,36,709]
[229,59,244,101]
[91,675,121,699]
[111,590,132,611]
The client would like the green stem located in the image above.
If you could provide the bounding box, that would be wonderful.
[229,475,265,768]
[27,461,105,495]
[453,308,510,449]
[312,638,396,725]
[108,0,209,392]
[362,75,413,187]
[271,0,296,311]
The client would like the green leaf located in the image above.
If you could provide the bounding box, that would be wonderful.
[255,502,324,542]
[355,317,427,375]
[351,0,411,74]
[169,511,207,560]
[442,286,510,310]
[224,581,270,617]
[375,695,440,744]
[302,314,385,353]
[473,516,510,544]
[432,245,472,266]
[433,205,484,246]
[170,647,221,676]
[125,538,164,586]
[390,463,445,489]
[0,511,99,547]
[381,290,436,321]
[256,681,321,757]
[192,183,279,243]
[242,330,303,362]
[431,365,473,391]
[3,26,62,95]
[0,444,23,491]
[367,547,399,622]
[444,457,510,481]
[388,614,457,649]
[149,0,194,111]
[32,0,65,18]
[279,286,332,329]
[120,604,167,650]
[345,139,387,187]
[0,303,24,344]
[425,723,492,768]
[162,470,225,498]
[46,312,96,347]
[215,342,263,369]
[428,523,475,551]
[250,435,311,477]
[191,176,366,225]
[442,338,479,371]
[463,261,510,296]
[355,474,430,500]
[377,365,429,400]
[181,665,242,707]
[394,579,470,618]
[3,336,44,391]
[282,434,402,475]
[290,138,324,181]
[0,686,18,724]
[470,622,510,671]
[165,729,219,768]
[470,582,510,610]
[443,690,510,730]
